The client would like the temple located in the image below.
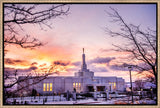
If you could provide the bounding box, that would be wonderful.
[18,48,125,95]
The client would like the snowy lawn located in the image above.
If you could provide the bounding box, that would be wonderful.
[6,95,156,105]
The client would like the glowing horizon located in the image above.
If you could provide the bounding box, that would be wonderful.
[4,4,156,82]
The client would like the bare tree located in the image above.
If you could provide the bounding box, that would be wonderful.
[134,79,144,91]
[4,4,69,52]
[4,64,60,104]
[105,7,157,84]
[3,4,69,104]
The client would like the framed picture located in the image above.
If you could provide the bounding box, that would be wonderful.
[1,0,159,107]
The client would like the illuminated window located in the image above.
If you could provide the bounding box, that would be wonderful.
[79,83,81,90]
[76,83,78,87]
[47,83,49,91]
[73,83,75,88]
[50,83,52,91]
[113,82,116,89]
[79,83,81,87]
[43,83,46,91]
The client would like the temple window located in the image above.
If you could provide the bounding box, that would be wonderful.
[73,83,75,88]
[73,82,81,90]
[76,83,78,88]
[79,83,81,87]
[50,83,52,91]
[47,83,49,91]
[79,83,81,90]
[114,82,116,89]
[43,83,46,91]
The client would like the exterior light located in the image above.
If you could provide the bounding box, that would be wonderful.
[141,89,143,91]
[128,66,132,71]
[150,87,152,91]
[128,66,133,104]
[94,89,96,92]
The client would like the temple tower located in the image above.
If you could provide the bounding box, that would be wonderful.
[81,48,87,71]
[75,48,94,78]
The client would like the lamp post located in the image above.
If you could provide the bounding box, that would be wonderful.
[150,87,152,99]
[106,89,109,100]
[141,88,143,99]
[94,88,97,101]
[128,66,133,104]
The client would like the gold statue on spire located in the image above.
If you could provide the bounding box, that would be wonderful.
[83,48,84,54]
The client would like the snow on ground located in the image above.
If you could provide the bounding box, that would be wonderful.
[6,95,156,105]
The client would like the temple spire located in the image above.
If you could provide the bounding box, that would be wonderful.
[81,48,87,71]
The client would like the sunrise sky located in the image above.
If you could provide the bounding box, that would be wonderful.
[4,4,156,82]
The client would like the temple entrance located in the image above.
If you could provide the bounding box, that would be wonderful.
[97,86,105,91]
[88,86,94,92]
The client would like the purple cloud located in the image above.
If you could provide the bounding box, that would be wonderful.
[71,61,81,67]
[53,61,70,66]
[4,58,29,66]
[88,57,115,64]
[109,64,129,71]
[109,63,150,71]
[89,65,108,72]
[4,66,38,75]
